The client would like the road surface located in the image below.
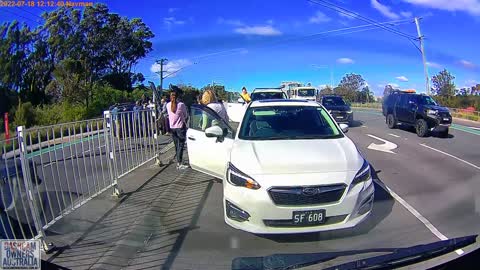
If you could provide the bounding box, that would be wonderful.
[44,108,480,269]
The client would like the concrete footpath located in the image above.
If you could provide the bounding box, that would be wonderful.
[44,148,217,270]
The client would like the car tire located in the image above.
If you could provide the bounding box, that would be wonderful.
[415,119,429,137]
[386,114,397,129]
[439,128,449,138]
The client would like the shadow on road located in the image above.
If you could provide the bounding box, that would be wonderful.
[348,120,364,128]
[396,125,455,139]
[257,166,395,243]
[47,162,217,270]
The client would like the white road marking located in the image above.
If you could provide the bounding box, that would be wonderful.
[374,179,464,255]
[469,127,480,130]
[388,133,400,138]
[367,134,398,154]
[420,144,480,171]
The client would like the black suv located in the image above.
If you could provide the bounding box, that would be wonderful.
[320,95,353,125]
[382,91,452,137]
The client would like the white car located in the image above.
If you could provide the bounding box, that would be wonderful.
[186,99,374,234]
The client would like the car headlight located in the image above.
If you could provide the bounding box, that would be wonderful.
[351,159,371,187]
[328,110,332,113]
[427,109,438,116]
[346,110,353,114]
[227,163,261,190]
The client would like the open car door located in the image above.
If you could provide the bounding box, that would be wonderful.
[186,105,236,179]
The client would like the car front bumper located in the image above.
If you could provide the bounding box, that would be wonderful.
[223,176,374,234]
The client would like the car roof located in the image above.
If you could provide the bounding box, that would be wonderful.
[250,99,320,107]
[295,86,316,90]
[322,95,343,98]
[252,88,284,93]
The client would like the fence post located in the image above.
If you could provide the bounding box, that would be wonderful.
[16,126,53,252]
[104,111,122,197]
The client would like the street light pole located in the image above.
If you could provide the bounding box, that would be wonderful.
[414,17,430,95]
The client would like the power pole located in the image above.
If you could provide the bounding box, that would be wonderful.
[155,58,168,102]
[414,17,430,95]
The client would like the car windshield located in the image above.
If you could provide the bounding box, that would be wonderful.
[418,95,438,106]
[239,105,342,140]
[322,97,346,106]
[297,89,316,96]
[251,92,286,101]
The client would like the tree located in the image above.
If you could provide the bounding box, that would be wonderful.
[319,86,334,96]
[358,86,373,103]
[335,73,366,102]
[431,69,456,97]
[383,84,398,98]
[46,59,89,105]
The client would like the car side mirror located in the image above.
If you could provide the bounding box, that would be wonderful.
[237,97,245,104]
[339,123,349,133]
[205,125,224,138]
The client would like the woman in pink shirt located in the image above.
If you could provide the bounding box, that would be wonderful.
[166,90,189,170]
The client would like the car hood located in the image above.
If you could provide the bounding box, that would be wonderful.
[230,137,363,175]
[423,105,449,113]
[323,105,350,111]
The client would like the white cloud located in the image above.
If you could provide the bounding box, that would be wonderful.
[426,61,442,68]
[168,8,178,13]
[163,17,186,29]
[217,17,244,26]
[150,59,193,77]
[371,0,401,19]
[400,11,413,17]
[336,58,355,64]
[465,79,478,86]
[309,11,332,23]
[401,0,480,16]
[396,76,409,82]
[458,59,477,69]
[234,25,282,36]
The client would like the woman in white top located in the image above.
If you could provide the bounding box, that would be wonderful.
[200,89,229,130]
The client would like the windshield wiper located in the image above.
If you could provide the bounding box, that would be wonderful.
[231,235,476,270]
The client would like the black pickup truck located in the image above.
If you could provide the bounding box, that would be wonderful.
[382,91,452,137]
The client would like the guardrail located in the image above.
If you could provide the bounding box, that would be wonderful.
[0,107,173,250]
[351,103,480,122]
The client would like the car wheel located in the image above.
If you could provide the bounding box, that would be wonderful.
[415,119,429,137]
[439,128,449,138]
[386,114,397,129]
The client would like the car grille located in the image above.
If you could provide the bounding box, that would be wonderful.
[268,184,347,206]
[263,214,348,227]
[330,111,349,122]
[437,112,452,124]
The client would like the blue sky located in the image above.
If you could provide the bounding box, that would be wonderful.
[2,0,480,96]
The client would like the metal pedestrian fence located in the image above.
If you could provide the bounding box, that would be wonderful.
[0,106,174,251]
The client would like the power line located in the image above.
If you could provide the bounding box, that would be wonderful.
[146,18,411,66]
[0,9,39,24]
[308,0,415,39]
[16,7,44,21]
[308,0,417,40]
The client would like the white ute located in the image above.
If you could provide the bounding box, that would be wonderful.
[226,88,288,123]
[186,99,374,234]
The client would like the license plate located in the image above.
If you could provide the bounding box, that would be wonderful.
[293,210,326,225]
[336,116,343,119]
[443,118,449,121]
